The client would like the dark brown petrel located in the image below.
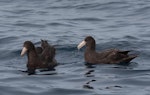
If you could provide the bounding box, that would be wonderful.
[21,40,57,75]
[77,36,137,64]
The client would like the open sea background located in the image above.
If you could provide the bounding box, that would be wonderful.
[0,0,150,95]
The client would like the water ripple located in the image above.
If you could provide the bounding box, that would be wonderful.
[0,0,150,95]
[13,22,46,28]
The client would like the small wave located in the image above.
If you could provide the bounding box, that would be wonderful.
[75,3,102,10]
[0,49,20,60]
[0,0,15,4]
[46,5,76,9]
[10,9,33,14]
[47,1,128,10]
[123,35,139,40]
[61,17,105,22]
[56,44,77,51]
[13,22,46,28]
[0,36,18,44]
[47,22,74,27]
[43,88,93,95]
[134,6,150,15]
[76,1,129,10]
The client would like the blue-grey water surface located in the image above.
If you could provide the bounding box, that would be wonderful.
[0,0,150,95]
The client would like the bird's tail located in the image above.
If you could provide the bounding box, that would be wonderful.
[121,55,137,63]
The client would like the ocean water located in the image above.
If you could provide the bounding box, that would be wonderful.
[0,0,150,95]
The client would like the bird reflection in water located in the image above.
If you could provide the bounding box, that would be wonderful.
[83,64,96,89]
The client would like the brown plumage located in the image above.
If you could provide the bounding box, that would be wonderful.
[21,40,57,75]
[77,36,137,64]
[35,47,43,54]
